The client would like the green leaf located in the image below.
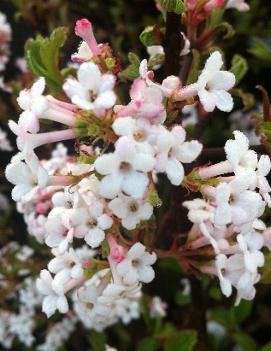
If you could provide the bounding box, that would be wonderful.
[158,0,186,14]
[248,38,271,64]
[136,337,160,351]
[261,252,271,284]
[88,330,106,351]
[175,290,191,306]
[186,49,201,85]
[215,22,235,39]
[262,341,271,351]
[140,25,164,47]
[25,27,68,95]
[233,300,253,324]
[159,257,184,274]
[230,54,248,85]
[118,52,140,80]
[164,330,197,351]
[233,332,257,351]
[209,307,236,330]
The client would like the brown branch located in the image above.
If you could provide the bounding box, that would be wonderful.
[164,12,182,76]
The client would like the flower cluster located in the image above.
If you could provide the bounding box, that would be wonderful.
[184,131,271,304]
[6,13,268,336]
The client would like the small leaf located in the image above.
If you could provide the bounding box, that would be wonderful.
[159,257,184,274]
[140,25,164,47]
[233,300,253,324]
[158,0,186,14]
[261,252,271,284]
[136,337,160,351]
[262,341,271,351]
[164,330,197,351]
[248,38,271,64]
[230,55,248,85]
[88,330,106,351]
[186,49,201,85]
[215,22,235,39]
[118,52,140,81]
[25,27,68,96]
[233,332,257,351]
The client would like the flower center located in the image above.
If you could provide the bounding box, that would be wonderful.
[120,162,132,172]
[132,259,140,268]
[89,90,98,102]
[129,201,139,213]
[87,217,98,228]
[66,201,73,209]
[133,130,146,142]
[229,195,235,204]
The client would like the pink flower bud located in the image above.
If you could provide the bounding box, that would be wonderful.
[36,203,48,214]
[107,235,125,263]
[74,18,101,56]
[204,0,225,12]
[185,0,198,10]
[110,246,124,263]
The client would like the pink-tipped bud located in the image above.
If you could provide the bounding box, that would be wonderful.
[185,0,198,10]
[107,235,125,263]
[110,246,124,263]
[204,0,225,12]
[36,202,49,214]
[74,18,101,56]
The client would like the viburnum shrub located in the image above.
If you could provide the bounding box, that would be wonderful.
[2,0,271,350]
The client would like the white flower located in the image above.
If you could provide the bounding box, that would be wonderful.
[196,51,235,112]
[109,194,153,230]
[45,206,84,253]
[5,152,49,201]
[147,45,164,70]
[147,45,164,59]
[155,125,202,185]
[16,246,33,262]
[183,198,214,224]
[226,0,250,12]
[150,296,167,318]
[63,62,116,111]
[116,243,156,285]
[215,253,259,304]
[225,130,257,171]
[112,116,158,148]
[255,155,271,206]
[116,66,166,124]
[75,202,113,248]
[36,270,69,317]
[71,41,93,62]
[215,182,265,227]
[17,77,49,133]
[224,131,271,205]
[48,248,85,280]
[94,136,155,199]
[237,234,264,273]
[51,187,80,209]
